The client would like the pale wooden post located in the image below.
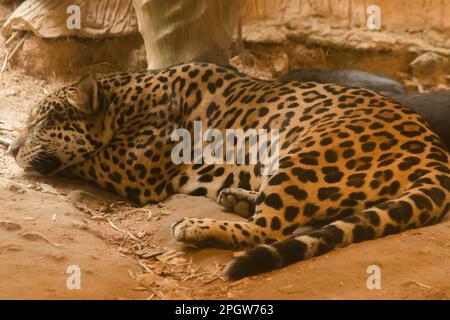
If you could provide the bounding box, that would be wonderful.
[133,0,246,69]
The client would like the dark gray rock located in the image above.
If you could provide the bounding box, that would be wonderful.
[389,91,450,150]
[281,68,406,96]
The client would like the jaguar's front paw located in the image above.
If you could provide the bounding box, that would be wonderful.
[171,218,192,242]
[171,218,233,248]
[171,218,206,245]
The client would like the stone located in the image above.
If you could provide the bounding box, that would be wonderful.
[410,52,450,85]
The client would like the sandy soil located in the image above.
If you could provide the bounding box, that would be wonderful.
[1,7,450,301]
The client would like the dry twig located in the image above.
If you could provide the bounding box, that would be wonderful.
[407,279,431,290]
[21,231,62,247]
[1,33,29,73]
[107,218,140,241]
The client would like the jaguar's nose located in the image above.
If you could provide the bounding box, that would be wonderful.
[7,144,20,158]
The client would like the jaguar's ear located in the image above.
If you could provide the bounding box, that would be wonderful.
[68,73,103,115]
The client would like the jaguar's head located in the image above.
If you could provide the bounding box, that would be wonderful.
[8,74,111,175]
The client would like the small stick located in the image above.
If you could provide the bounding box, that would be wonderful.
[1,51,8,73]
[407,279,431,290]
[7,33,28,59]
[21,231,63,247]
[5,31,20,46]
[107,218,140,241]
[412,77,424,93]
[127,269,137,279]
[137,259,152,272]
[200,274,223,286]
[72,201,98,216]
[151,289,163,298]
[1,33,28,73]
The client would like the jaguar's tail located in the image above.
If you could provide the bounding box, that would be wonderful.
[225,172,450,280]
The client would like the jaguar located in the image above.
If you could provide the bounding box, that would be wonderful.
[8,63,450,280]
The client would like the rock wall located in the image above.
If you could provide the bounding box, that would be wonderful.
[233,0,450,87]
[243,0,450,36]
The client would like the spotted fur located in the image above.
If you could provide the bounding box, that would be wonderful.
[10,63,450,280]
